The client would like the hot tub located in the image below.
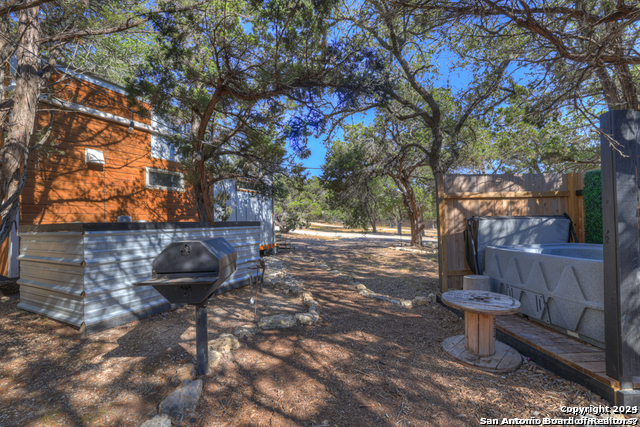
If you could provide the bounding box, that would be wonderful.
[484,243,604,345]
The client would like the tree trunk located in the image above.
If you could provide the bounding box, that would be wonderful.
[407,210,423,247]
[195,156,215,225]
[0,17,8,104]
[193,179,208,222]
[191,113,215,225]
[396,207,402,235]
[370,218,377,233]
[0,6,40,244]
[394,177,424,246]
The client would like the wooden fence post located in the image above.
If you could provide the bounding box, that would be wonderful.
[566,173,583,243]
[436,174,448,293]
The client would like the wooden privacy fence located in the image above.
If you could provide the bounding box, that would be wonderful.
[436,173,585,293]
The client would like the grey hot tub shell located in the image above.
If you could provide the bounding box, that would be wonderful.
[17,221,261,334]
[484,243,604,344]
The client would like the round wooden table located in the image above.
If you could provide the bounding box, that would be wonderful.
[441,290,523,372]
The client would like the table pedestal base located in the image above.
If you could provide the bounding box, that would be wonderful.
[442,335,522,373]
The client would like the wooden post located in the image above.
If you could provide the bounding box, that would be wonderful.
[566,173,582,243]
[465,312,496,357]
[436,174,448,293]
[478,314,495,356]
[0,236,9,276]
[465,312,479,353]
[601,110,640,403]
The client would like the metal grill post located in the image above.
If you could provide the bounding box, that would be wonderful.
[195,302,209,375]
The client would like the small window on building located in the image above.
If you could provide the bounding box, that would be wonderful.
[146,167,185,191]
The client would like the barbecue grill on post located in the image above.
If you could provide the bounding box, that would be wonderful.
[134,237,237,375]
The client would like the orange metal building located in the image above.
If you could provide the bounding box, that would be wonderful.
[2,69,275,278]
[2,70,198,277]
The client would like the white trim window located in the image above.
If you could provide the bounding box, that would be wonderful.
[146,167,185,192]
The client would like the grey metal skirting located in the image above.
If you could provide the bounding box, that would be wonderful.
[484,243,604,344]
[17,222,261,333]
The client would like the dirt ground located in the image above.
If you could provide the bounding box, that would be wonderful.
[0,236,610,427]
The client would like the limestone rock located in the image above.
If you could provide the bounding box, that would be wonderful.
[427,293,436,304]
[381,296,401,305]
[412,296,429,306]
[139,414,171,427]
[171,364,196,384]
[359,289,375,297]
[308,305,319,315]
[159,379,204,422]
[234,325,257,339]
[301,292,314,302]
[355,284,368,291]
[295,312,320,325]
[258,314,297,330]
[304,298,318,309]
[209,351,224,368]
[208,334,240,354]
[400,299,413,308]
[285,285,304,295]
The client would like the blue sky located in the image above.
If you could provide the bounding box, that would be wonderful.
[299,109,375,177]
[295,55,528,177]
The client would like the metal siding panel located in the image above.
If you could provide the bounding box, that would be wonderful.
[17,232,85,324]
[216,180,238,222]
[18,285,84,326]
[16,224,260,332]
[214,180,274,247]
[249,194,259,222]
[239,192,249,221]
[260,196,275,246]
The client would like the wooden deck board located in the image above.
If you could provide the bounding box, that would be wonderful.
[560,352,606,363]
[496,315,617,389]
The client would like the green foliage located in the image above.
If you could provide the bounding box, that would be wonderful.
[71,32,157,86]
[213,189,233,222]
[459,101,600,173]
[41,1,158,83]
[322,113,436,243]
[274,175,327,233]
[124,0,388,222]
[583,170,603,244]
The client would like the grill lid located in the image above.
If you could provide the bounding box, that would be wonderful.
[135,237,238,305]
[152,237,237,276]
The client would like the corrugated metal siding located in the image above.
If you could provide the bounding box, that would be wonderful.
[215,180,274,248]
[17,224,260,331]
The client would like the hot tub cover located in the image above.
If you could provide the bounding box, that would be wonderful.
[465,215,576,275]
